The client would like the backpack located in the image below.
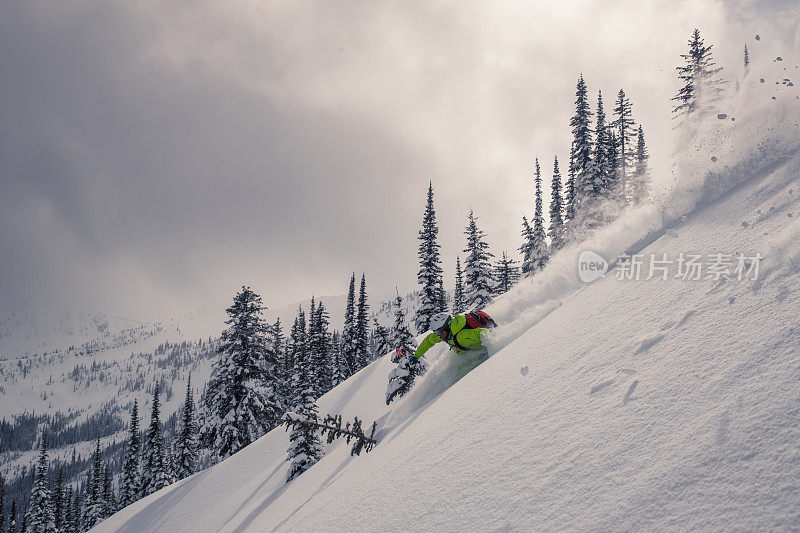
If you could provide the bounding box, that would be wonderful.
[464,309,497,329]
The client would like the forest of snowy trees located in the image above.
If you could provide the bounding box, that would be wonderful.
[0,27,737,532]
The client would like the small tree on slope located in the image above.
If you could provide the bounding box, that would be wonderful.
[386,294,426,404]
[548,156,565,251]
[355,275,371,369]
[175,376,199,480]
[341,273,358,377]
[286,321,324,482]
[119,400,141,508]
[25,432,56,533]
[672,28,725,120]
[453,257,466,315]
[415,182,447,333]
[494,251,520,295]
[372,317,392,360]
[201,286,281,459]
[142,385,173,495]
[463,210,495,308]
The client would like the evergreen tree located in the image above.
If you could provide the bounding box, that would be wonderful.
[530,158,549,271]
[606,130,624,207]
[570,74,594,209]
[119,400,141,508]
[386,294,426,405]
[61,488,73,533]
[355,275,371,369]
[52,467,64,532]
[672,29,725,118]
[494,252,520,295]
[311,299,332,395]
[270,318,289,415]
[101,464,115,519]
[587,90,612,199]
[453,257,466,315]
[548,156,565,251]
[341,274,358,377]
[390,294,417,356]
[201,287,281,459]
[463,210,495,309]
[329,331,346,387]
[286,310,307,397]
[8,500,17,533]
[564,146,577,224]
[286,312,323,482]
[141,385,173,495]
[519,215,534,275]
[415,182,446,333]
[10,500,17,533]
[18,508,25,533]
[81,440,103,530]
[613,89,636,194]
[371,317,392,359]
[175,377,199,480]
[630,125,651,205]
[25,432,56,533]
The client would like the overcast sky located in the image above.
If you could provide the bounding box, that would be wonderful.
[0,0,796,321]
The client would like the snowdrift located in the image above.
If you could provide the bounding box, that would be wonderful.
[98,64,800,531]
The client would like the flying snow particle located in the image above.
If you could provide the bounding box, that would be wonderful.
[777,57,783,61]
[760,78,766,83]
[666,229,680,238]
[717,113,728,120]
[520,366,529,376]
[741,221,749,228]
[681,215,688,222]
[755,35,760,41]
[789,189,794,195]
[711,156,718,162]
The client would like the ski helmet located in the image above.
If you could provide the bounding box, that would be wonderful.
[430,312,450,332]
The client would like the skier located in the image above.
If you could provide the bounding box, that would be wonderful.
[405,311,496,361]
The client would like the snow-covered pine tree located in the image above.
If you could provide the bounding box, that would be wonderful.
[285,316,324,482]
[415,182,446,333]
[10,500,17,533]
[175,376,199,481]
[613,89,636,198]
[386,294,425,404]
[672,28,725,119]
[530,158,549,272]
[62,487,74,533]
[606,130,624,207]
[564,146,577,224]
[271,318,289,414]
[24,432,56,533]
[355,275,370,369]
[519,215,534,275]
[311,299,332,395]
[341,274,358,378]
[52,467,64,532]
[548,156,565,251]
[142,385,173,495]
[201,286,281,459]
[119,399,141,508]
[587,90,611,200]
[101,464,115,519]
[494,251,520,295]
[453,257,466,315]
[81,440,104,530]
[463,210,495,308]
[629,125,650,205]
[371,317,392,360]
[329,331,346,387]
[570,74,593,211]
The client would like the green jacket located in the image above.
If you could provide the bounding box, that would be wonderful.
[411,314,485,359]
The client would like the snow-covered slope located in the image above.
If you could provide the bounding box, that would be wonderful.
[97,73,800,531]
